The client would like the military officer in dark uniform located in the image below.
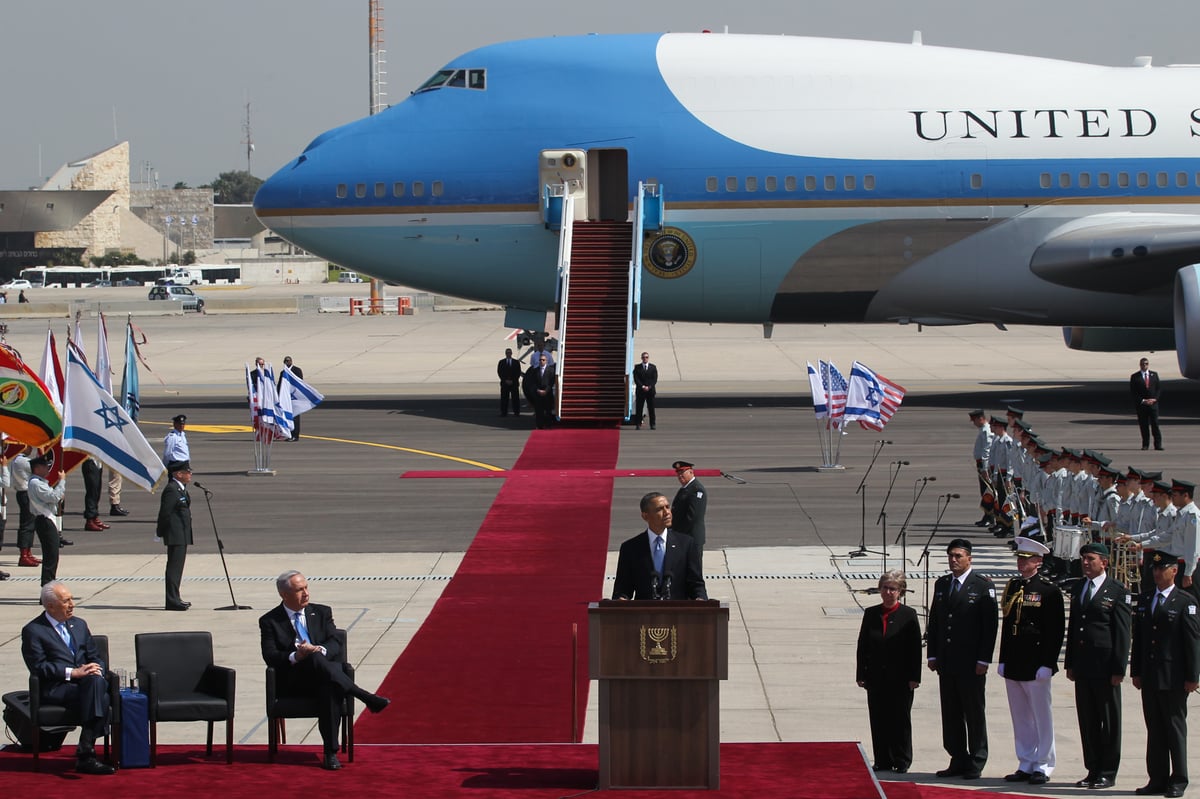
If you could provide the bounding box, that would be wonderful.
[1065,541,1132,789]
[927,538,998,780]
[670,460,707,554]
[496,348,523,416]
[999,535,1065,786]
[1130,551,1200,798]
[156,460,194,611]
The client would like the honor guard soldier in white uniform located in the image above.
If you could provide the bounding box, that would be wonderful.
[970,410,994,527]
[1000,535,1065,786]
[988,417,1015,536]
[1119,480,1178,589]
[1169,480,1200,600]
[1085,465,1122,541]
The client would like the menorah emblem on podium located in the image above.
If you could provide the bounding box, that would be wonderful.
[639,624,677,663]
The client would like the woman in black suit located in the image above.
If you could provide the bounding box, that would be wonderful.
[856,569,923,773]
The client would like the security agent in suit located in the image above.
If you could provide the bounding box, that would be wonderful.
[527,353,556,429]
[998,536,1065,786]
[926,537,998,780]
[1130,551,1200,798]
[633,351,658,430]
[1065,541,1133,789]
[156,459,193,611]
[612,492,707,600]
[496,348,523,416]
[21,581,115,774]
[1130,356,1163,451]
[260,570,391,770]
[670,460,707,553]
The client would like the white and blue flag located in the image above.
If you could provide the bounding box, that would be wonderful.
[62,343,166,492]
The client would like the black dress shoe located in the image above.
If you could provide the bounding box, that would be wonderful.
[1155,445,1165,451]
[181,601,191,608]
[1028,772,1049,785]
[1165,787,1185,799]
[364,694,391,714]
[76,756,116,775]
[321,752,342,771]
[962,771,982,780]
[59,537,74,546]
[1077,777,1097,788]
[0,570,10,581]
[110,505,130,516]
[892,766,908,774]
[165,603,189,611]
[1006,770,1032,782]
[872,764,891,772]
[937,766,966,778]
[1091,777,1114,789]
[1136,785,1167,796]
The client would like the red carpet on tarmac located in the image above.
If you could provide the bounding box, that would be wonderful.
[355,429,620,744]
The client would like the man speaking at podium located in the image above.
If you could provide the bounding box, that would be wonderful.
[612,492,707,600]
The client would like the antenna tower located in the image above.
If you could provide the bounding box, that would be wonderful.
[242,99,254,174]
[368,0,388,115]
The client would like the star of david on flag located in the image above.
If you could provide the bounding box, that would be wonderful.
[61,342,166,492]
[845,361,907,431]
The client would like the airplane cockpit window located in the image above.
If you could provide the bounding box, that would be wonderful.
[415,68,487,93]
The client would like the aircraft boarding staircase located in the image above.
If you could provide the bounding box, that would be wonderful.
[544,182,662,425]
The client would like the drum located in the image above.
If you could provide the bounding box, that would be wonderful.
[1052,525,1086,561]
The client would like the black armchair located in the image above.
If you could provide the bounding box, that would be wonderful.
[2,634,120,771]
[135,631,235,766]
[265,628,354,761]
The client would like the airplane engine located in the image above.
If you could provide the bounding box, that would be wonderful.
[1174,265,1200,379]
[1062,326,1174,352]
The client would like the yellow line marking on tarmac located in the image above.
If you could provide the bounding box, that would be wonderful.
[142,421,503,470]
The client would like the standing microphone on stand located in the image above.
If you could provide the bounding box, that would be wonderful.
[652,572,663,601]
[662,573,673,600]
[193,481,213,496]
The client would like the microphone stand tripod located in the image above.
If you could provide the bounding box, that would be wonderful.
[875,461,906,572]
[894,477,934,570]
[197,486,252,611]
[849,440,889,559]
[916,494,955,623]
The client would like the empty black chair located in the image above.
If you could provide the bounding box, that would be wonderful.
[134,631,235,766]
[265,628,354,761]
[1,634,120,771]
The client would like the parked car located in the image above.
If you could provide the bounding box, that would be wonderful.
[86,279,113,288]
[115,278,141,287]
[2,279,33,290]
[154,277,177,286]
[148,284,204,312]
[337,271,363,283]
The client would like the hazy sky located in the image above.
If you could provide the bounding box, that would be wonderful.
[2,0,1196,190]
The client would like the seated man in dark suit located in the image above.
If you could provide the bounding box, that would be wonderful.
[20,581,115,775]
[259,570,391,771]
[612,492,707,600]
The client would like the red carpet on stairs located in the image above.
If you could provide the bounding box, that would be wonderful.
[355,429,620,744]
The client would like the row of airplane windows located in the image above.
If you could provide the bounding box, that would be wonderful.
[336,170,1200,201]
[704,171,1200,193]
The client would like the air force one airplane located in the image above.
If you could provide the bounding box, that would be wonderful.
[254,31,1200,377]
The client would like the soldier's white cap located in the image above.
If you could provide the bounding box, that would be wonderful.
[1013,536,1050,557]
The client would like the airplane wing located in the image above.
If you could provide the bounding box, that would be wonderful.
[1030,212,1200,293]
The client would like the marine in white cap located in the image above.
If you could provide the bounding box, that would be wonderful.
[998,532,1064,786]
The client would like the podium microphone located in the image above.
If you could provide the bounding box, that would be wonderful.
[652,572,664,601]
[878,440,893,445]
[943,493,961,499]
[892,460,910,466]
[193,481,213,495]
[662,574,673,600]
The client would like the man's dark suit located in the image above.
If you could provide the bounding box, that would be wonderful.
[496,356,523,416]
[21,613,109,754]
[671,478,707,552]
[529,364,556,429]
[926,570,998,776]
[856,602,923,771]
[633,361,658,428]
[612,530,706,600]
[156,478,193,609]
[1130,369,1163,449]
[1130,587,1200,793]
[1064,575,1132,784]
[260,602,358,755]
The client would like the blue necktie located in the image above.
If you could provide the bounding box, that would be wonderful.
[57,622,74,653]
[293,611,311,643]
[653,536,665,575]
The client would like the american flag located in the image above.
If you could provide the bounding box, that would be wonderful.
[822,360,849,423]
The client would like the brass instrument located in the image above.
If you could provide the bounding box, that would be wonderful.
[1110,537,1140,594]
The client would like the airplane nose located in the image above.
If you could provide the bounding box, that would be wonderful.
[252,159,300,240]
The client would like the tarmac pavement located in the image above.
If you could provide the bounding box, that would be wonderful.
[0,290,1196,795]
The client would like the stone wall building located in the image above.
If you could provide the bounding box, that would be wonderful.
[34,142,131,262]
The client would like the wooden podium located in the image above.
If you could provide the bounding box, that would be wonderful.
[589,600,729,789]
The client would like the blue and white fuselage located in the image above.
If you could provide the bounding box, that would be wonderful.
[254,32,1200,374]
